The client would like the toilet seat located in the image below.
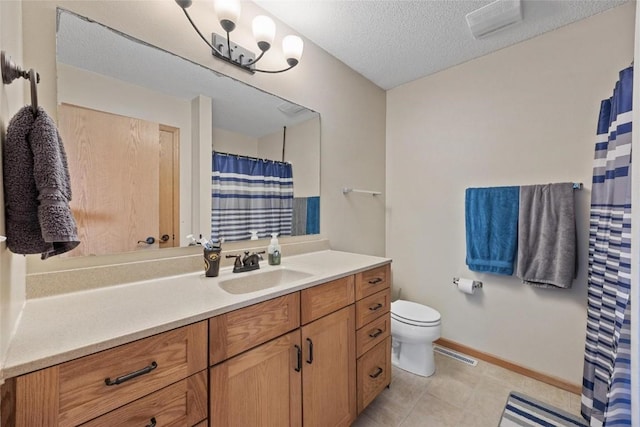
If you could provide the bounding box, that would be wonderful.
[391,300,441,327]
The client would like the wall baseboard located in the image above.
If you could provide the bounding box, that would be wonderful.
[435,338,581,395]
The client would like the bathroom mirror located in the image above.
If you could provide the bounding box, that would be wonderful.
[55,9,320,257]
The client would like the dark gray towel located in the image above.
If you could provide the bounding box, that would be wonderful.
[3,106,80,259]
[516,183,576,289]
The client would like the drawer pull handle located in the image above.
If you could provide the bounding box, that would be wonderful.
[104,361,158,386]
[294,345,302,372]
[368,278,383,285]
[369,328,383,338]
[306,338,314,364]
[146,417,157,427]
[369,367,384,379]
[369,303,383,311]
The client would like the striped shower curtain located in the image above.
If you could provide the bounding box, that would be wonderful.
[581,65,633,427]
[211,152,293,242]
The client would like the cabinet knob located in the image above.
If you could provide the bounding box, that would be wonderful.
[369,303,383,311]
[368,328,383,338]
[306,338,314,364]
[104,361,157,386]
[369,367,383,379]
[294,345,302,372]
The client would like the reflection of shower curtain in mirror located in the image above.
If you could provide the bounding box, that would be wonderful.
[211,152,293,242]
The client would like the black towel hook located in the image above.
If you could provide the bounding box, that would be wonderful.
[1,50,40,115]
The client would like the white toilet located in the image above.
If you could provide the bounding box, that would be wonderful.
[390,300,442,377]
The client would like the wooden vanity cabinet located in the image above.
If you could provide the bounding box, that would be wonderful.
[354,264,392,414]
[209,275,358,427]
[1,321,208,427]
[1,263,391,427]
[209,294,302,426]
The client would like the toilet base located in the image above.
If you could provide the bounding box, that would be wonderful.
[391,339,435,377]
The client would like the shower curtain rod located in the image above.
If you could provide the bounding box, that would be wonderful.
[214,151,290,165]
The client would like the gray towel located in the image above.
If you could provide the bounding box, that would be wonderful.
[3,106,80,259]
[516,183,576,288]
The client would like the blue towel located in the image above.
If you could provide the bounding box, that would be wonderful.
[306,196,320,234]
[465,186,519,275]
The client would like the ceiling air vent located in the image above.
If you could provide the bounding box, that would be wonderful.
[466,0,522,39]
[277,102,307,116]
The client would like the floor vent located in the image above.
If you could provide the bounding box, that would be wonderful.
[434,345,478,366]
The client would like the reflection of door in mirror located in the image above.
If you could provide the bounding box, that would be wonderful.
[58,104,179,257]
[158,125,180,250]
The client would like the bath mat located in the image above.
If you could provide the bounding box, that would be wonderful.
[499,392,587,426]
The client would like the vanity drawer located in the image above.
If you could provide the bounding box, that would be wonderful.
[355,288,391,329]
[355,264,390,300]
[56,321,207,426]
[79,370,207,426]
[357,337,391,414]
[356,314,390,358]
[300,275,355,324]
[210,293,300,364]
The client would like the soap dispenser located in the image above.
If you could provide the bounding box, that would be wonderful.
[268,233,281,265]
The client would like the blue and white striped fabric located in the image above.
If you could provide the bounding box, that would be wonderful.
[581,65,633,427]
[500,392,588,426]
[212,152,293,242]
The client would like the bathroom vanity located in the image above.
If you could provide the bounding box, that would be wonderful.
[0,250,391,426]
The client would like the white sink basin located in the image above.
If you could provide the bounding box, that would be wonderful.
[219,268,313,294]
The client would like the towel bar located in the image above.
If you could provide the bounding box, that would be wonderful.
[1,50,40,114]
[342,187,382,196]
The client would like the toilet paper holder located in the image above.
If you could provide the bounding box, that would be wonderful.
[452,277,483,289]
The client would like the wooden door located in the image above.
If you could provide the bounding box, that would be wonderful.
[59,104,160,256]
[210,330,302,427]
[301,306,356,427]
[158,125,180,248]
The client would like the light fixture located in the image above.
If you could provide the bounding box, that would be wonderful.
[175,0,304,74]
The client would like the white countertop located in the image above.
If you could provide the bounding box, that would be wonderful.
[1,250,391,379]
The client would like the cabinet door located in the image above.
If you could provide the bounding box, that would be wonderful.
[210,330,302,427]
[301,305,356,427]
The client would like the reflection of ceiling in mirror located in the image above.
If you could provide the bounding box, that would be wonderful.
[56,9,318,138]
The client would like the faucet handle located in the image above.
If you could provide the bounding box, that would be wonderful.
[226,254,242,268]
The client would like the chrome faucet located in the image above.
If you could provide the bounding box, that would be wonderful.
[226,251,265,273]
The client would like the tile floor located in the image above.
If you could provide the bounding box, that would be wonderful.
[352,352,582,427]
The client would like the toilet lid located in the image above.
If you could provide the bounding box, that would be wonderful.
[391,300,441,326]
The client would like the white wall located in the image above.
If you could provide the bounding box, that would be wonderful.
[57,63,194,241]
[213,127,258,157]
[21,0,387,261]
[0,0,27,379]
[386,2,635,384]
[258,118,321,197]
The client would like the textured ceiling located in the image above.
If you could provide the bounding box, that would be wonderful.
[255,0,629,90]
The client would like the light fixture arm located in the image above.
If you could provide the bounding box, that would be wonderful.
[176,3,300,74]
[180,8,224,58]
[253,64,297,74]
